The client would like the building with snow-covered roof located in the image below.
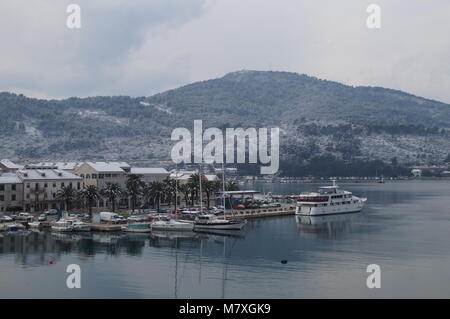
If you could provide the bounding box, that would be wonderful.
[17,169,83,212]
[0,159,24,172]
[25,162,81,172]
[74,162,130,188]
[130,167,169,183]
[0,172,23,213]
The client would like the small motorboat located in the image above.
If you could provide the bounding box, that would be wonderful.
[28,221,41,229]
[4,223,26,232]
[122,223,152,233]
[151,219,194,231]
[51,220,74,232]
[72,220,91,232]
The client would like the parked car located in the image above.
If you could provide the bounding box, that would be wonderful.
[38,214,47,221]
[45,209,58,216]
[0,216,14,223]
[17,213,34,221]
[234,205,246,210]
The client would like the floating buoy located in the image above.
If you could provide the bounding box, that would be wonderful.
[48,260,54,264]
[281,260,288,264]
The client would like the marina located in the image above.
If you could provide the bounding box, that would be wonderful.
[1,180,450,298]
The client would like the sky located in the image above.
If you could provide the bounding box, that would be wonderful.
[0,0,449,103]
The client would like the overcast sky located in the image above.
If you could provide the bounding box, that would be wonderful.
[1,0,449,103]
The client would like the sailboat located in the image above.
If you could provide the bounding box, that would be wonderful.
[194,163,247,231]
[150,163,194,231]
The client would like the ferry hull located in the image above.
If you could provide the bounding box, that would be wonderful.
[295,200,365,216]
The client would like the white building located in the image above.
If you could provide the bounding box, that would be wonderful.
[25,162,81,173]
[0,159,24,172]
[17,169,83,212]
[74,162,130,189]
[0,173,23,213]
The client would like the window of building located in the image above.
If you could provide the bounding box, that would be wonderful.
[26,183,30,188]
[53,182,56,188]
[92,174,98,179]
[12,184,16,191]
[12,194,16,201]
[86,174,91,179]
[61,182,65,187]
[0,195,4,201]
[99,174,104,179]
[44,183,48,188]
[0,185,4,191]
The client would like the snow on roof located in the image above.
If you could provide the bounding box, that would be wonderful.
[17,169,82,180]
[0,173,22,184]
[85,162,129,172]
[0,159,24,169]
[26,162,80,170]
[204,175,218,181]
[130,167,169,175]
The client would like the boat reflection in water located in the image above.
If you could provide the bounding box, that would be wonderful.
[295,213,361,238]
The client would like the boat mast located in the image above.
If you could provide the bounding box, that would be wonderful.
[175,162,178,218]
[222,161,226,220]
[199,164,203,214]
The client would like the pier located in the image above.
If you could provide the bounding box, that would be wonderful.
[224,205,296,219]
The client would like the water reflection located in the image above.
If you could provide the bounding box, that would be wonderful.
[0,229,246,266]
[295,213,360,238]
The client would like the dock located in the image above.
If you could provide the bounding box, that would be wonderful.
[224,206,296,219]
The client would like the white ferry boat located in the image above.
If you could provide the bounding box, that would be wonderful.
[295,181,367,216]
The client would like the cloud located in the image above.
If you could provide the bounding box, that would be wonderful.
[0,0,449,103]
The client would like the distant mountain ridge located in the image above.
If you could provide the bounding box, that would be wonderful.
[0,70,449,172]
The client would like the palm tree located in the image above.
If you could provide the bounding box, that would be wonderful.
[178,184,190,207]
[226,180,240,191]
[80,185,100,217]
[56,186,76,211]
[163,178,178,211]
[188,173,201,205]
[101,183,122,212]
[126,174,144,212]
[148,181,165,211]
[203,180,221,208]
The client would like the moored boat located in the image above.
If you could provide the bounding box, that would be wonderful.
[151,219,194,231]
[194,214,247,230]
[295,181,367,216]
[51,220,74,232]
[122,223,152,233]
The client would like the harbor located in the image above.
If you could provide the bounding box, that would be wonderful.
[1,180,450,298]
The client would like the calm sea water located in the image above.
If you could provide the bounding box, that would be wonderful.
[1,180,450,299]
